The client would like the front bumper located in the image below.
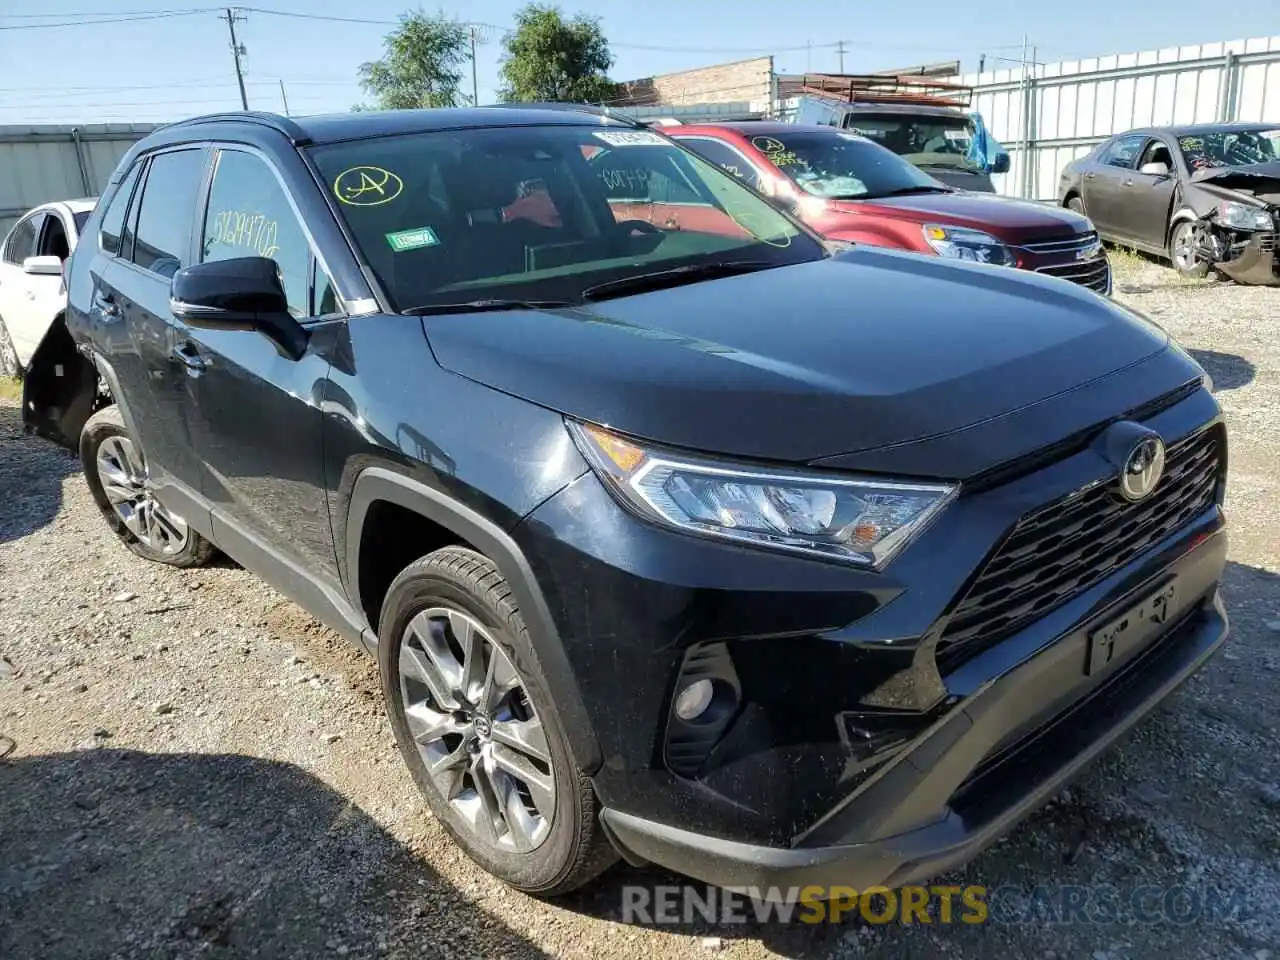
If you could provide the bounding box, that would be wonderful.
[601,563,1227,893]
[1217,231,1279,286]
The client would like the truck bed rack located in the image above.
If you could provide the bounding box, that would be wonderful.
[796,73,973,108]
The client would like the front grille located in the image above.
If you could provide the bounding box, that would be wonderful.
[1018,230,1100,256]
[1036,257,1111,292]
[938,424,1223,658]
[1259,233,1277,253]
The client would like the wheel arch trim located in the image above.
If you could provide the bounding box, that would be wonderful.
[345,467,603,774]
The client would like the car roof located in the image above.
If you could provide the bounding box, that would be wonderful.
[1122,122,1277,138]
[26,198,96,215]
[160,106,636,146]
[674,121,855,138]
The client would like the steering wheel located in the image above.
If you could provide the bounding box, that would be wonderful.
[616,219,662,236]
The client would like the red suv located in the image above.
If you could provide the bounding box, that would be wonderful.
[670,122,1112,295]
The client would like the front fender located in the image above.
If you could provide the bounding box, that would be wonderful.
[345,467,603,774]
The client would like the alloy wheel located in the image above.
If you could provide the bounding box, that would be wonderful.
[397,607,555,852]
[94,434,191,555]
[1171,222,1201,272]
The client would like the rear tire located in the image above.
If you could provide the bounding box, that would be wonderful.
[0,316,20,378]
[80,405,217,567]
[379,546,616,896]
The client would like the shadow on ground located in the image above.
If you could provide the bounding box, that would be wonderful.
[1188,349,1256,393]
[0,403,79,545]
[0,749,548,960]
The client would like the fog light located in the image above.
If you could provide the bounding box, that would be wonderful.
[674,679,714,720]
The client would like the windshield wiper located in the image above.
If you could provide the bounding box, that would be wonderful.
[915,161,980,172]
[865,185,955,198]
[402,298,577,316]
[580,261,774,302]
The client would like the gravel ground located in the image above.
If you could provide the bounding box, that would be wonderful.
[2,257,1278,960]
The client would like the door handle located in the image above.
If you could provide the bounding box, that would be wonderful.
[1084,172,1096,180]
[171,341,208,372]
[24,291,36,300]
[1122,179,1134,187]
[93,292,120,318]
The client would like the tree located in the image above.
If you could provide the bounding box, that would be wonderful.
[358,10,471,110]
[498,4,617,103]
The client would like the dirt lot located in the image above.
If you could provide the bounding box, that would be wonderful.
[2,258,1278,960]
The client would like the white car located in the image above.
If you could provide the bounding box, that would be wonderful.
[0,198,97,376]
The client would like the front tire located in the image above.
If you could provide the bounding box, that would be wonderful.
[1066,195,1085,217]
[80,405,217,567]
[379,546,615,896]
[1169,220,1211,279]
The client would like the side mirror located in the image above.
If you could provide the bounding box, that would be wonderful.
[23,255,63,276]
[1140,161,1170,177]
[991,153,1011,175]
[169,257,308,361]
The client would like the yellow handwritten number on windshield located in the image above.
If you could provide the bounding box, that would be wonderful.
[334,166,404,206]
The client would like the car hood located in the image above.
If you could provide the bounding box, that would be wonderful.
[1190,161,1280,193]
[910,166,995,193]
[829,192,1093,242]
[423,248,1174,468]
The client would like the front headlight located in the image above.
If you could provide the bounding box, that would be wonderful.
[569,422,957,567]
[1217,201,1273,231]
[922,223,1017,266]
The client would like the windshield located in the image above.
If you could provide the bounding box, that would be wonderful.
[839,114,981,172]
[746,131,949,199]
[309,125,822,312]
[1178,129,1280,170]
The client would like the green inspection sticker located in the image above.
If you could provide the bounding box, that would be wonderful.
[386,226,440,252]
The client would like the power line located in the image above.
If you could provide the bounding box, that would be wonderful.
[0,10,214,30]
[0,95,335,111]
[0,7,215,16]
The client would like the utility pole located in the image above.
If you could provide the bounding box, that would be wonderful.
[278,78,290,116]
[469,24,480,106]
[836,40,846,74]
[1019,34,1030,199]
[224,8,249,111]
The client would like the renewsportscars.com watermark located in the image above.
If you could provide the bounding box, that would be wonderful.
[621,883,1252,926]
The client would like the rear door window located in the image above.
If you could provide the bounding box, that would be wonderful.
[129,149,207,277]
[100,165,142,256]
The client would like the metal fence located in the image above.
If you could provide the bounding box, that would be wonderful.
[0,124,156,237]
[960,36,1280,200]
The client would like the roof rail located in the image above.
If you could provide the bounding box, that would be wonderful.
[799,73,972,109]
[162,111,312,145]
[480,102,647,128]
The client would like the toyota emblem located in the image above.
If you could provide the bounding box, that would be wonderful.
[1118,435,1166,502]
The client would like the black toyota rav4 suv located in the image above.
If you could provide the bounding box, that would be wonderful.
[24,107,1228,898]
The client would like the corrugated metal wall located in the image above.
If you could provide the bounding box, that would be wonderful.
[0,124,156,237]
[960,36,1280,200]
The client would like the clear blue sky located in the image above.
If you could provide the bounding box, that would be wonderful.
[1,1,1275,124]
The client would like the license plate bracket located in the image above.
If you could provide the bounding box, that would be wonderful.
[1086,578,1178,677]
